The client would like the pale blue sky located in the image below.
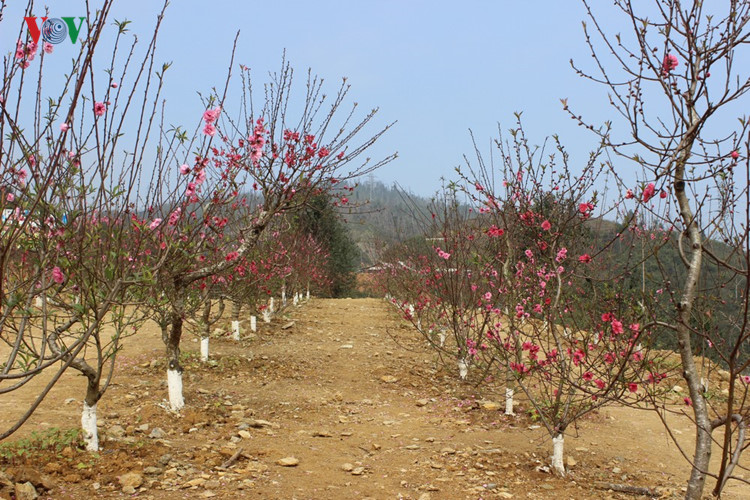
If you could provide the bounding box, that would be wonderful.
[5,1,742,198]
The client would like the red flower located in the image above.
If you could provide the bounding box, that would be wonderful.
[541,220,552,231]
[662,54,679,76]
[51,266,65,284]
[487,225,505,237]
[578,254,592,263]
[642,183,656,203]
[94,101,107,117]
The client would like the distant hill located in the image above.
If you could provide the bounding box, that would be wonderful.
[342,178,437,266]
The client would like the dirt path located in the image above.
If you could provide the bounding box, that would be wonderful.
[1,298,749,499]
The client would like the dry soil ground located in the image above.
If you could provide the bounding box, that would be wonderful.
[1,298,749,499]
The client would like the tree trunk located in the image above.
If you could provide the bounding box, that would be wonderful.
[231,299,241,321]
[505,387,515,416]
[672,116,711,498]
[166,313,184,411]
[200,337,209,362]
[458,357,469,380]
[201,301,211,362]
[81,377,101,452]
[552,433,565,476]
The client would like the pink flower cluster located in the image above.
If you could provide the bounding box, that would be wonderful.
[436,247,450,260]
[15,40,37,68]
[202,105,221,136]
[487,225,504,237]
[248,119,267,164]
[578,202,594,219]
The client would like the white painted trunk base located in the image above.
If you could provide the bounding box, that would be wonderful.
[439,330,446,348]
[269,297,275,313]
[293,293,299,306]
[505,388,515,415]
[458,358,469,380]
[200,337,209,361]
[263,309,271,323]
[35,296,43,307]
[82,402,98,451]
[232,320,240,341]
[306,289,310,300]
[281,287,287,306]
[250,315,257,332]
[168,368,184,411]
[552,434,565,476]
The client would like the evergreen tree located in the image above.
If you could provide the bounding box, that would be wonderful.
[297,195,360,297]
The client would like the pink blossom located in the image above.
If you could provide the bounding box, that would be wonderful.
[149,218,162,230]
[524,249,533,259]
[555,247,568,263]
[60,123,69,132]
[487,225,504,237]
[185,182,197,197]
[541,220,551,231]
[203,123,216,137]
[629,323,640,333]
[179,164,190,175]
[625,189,634,200]
[660,190,667,199]
[195,168,206,185]
[578,254,592,263]
[6,193,15,202]
[594,379,606,389]
[611,320,624,335]
[202,106,221,123]
[483,292,492,301]
[225,251,239,261]
[94,101,107,117]
[51,266,64,284]
[583,371,594,382]
[731,150,740,160]
[111,82,119,88]
[43,42,53,54]
[436,248,451,260]
[662,54,679,76]
[628,382,638,393]
[168,208,182,225]
[742,375,750,384]
[642,183,656,203]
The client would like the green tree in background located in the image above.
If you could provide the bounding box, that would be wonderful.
[297,195,360,297]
